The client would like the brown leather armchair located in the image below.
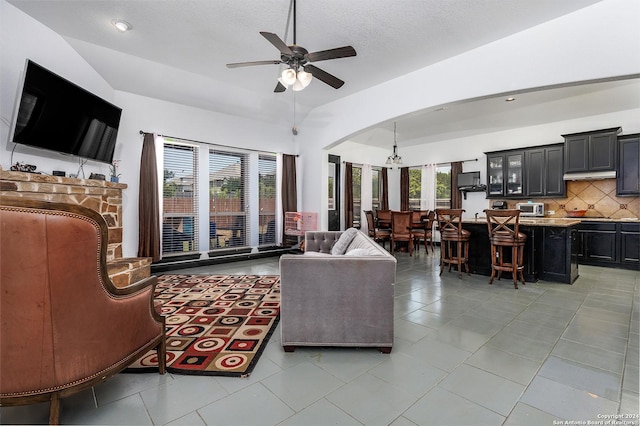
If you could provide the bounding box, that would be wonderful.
[0,197,166,425]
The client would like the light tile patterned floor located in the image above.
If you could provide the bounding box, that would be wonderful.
[2,252,638,425]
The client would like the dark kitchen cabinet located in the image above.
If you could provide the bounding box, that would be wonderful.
[526,144,565,197]
[578,223,617,264]
[577,221,639,270]
[487,144,564,199]
[620,223,640,267]
[563,127,620,173]
[617,134,640,196]
[486,151,525,197]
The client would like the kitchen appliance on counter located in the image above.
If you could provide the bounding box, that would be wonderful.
[516,202,545,217]
[492,201,508,209]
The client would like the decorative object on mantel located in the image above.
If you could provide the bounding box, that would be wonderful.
[127,274,280,377]
[109,159,121,183]
[385,121,403,165]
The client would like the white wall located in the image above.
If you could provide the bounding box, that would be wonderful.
[296,0,640,229]
[2,0,639,256]
[0,1,295,257]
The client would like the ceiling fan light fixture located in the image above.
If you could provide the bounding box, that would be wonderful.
[281,68,297,86]
[297,70,312,87]
[292,78,305,91]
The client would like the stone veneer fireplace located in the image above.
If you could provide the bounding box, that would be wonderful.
[0,168,150,287]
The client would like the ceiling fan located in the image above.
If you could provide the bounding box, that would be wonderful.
[226,0,356,92]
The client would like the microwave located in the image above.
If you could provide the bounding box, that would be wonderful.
[516,202,545,217]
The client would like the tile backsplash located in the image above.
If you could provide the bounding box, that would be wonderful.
[497,179,639,219]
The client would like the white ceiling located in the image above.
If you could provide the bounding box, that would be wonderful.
[8,0,639,147]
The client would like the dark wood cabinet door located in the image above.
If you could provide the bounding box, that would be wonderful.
[526,148,545,196]
[589,133,617,171]
[565,135,589,173]
[545,145,565,196]
[620,224,640,268]
[487,154,505,196]
[582,226,617,263]
[617,135,640,196]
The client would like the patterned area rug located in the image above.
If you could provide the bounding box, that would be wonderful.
[127,274,280,377]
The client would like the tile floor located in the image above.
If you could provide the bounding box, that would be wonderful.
[2,251,638,425]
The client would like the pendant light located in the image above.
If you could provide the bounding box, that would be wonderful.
[385,121,403,165]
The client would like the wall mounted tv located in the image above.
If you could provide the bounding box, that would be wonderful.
[10,59,122,164]
[457,171,481,189]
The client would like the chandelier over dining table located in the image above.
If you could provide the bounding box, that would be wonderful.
[386,121,403,165]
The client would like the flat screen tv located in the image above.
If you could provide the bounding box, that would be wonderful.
[457,171,481,189]
[10,59,122,164]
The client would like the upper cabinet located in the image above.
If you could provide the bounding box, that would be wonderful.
[563,127,620,173]
[617,133,640,196]
[487,151,524,197]
[526,144,565,197]
[487,144,564,198]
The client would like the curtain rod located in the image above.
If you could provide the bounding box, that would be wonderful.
[342,161,392,169]
[139,130,298,156]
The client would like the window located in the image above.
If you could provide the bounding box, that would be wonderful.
[352,165,362,227]
[372,167,381,210]
[162,142,198,254]
[209,150,248,249]
[408,167,422,210]
[258,154,277,246]
[436,164,452,209]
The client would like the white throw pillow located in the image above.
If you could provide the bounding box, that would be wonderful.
[331,228,359,255]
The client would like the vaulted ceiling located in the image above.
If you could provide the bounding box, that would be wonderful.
[8,0,638,147]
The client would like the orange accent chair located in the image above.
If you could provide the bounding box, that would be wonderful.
[0,198,166,425]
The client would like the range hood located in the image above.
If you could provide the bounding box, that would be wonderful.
[563,170,617,181]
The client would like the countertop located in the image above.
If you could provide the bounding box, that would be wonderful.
[463,217,639,227]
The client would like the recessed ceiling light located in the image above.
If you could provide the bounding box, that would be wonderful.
[505,97,516,102]
[111,19,132,32]
[434,106,448,111]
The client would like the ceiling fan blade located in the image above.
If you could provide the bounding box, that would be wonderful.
[274,81,287,93]
[304,64,344,89]
[260,32,294,56]
[226,60,281,68]
[306,46,357,62]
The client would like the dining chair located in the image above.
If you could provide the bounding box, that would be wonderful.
[364,210,391,249]
[390,211,414,256]
[412,210,435,253]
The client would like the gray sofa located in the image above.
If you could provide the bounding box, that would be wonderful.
[279,229,396,353]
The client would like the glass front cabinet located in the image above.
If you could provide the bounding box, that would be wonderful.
[487,151,524,197]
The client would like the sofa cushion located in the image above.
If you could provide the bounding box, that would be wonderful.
[345,247,382,256]
[330,228,358,255]
[346,232,376,251]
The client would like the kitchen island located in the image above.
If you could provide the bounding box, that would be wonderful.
[463,218,581,284]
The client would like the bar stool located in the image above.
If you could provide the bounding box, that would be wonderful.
[435,209,470,278]
[484,209,527,289]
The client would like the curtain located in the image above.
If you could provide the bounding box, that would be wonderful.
[400,167,409,211]
[344,162,353,228]
[281,154,297,245]
[138,132,161,262]
[422,164,436,211]
[381,168,389,210]
[360,164,372,234]
[451,161,463,209]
